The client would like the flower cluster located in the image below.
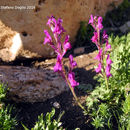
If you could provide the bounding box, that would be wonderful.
[89,15,112,79]
[68,55,79,87]
[44,16,79,88]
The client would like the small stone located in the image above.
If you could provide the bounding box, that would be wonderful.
[74,47,85,55]
[53,102,60,109]
[126,21,130,28]
[119,24,127,33]
[119,21,130,33]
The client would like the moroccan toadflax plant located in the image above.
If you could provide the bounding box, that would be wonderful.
[89,15,113,89]
[43,16,86,112]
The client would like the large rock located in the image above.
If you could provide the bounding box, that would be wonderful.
[0,65,68,102]
[0,0,123,61]
[0,51,98,103]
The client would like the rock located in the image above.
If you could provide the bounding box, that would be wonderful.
[0,0,123,61]
[0,51,98,103]
[126,21,130,28]
[119,21,130,33]
[104,21,130,34]
[0,65,68,103]
[53,102,60,109]
[74,47,85,55]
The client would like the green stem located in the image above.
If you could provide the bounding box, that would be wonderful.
[62,65,87,113]
[102,58,109,90]
[105,75,109,90]
[103,70,109,90]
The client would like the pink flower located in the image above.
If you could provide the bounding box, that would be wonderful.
[68,72,79,88]
[89,15,98,29]
[47,16,56,26]
[47,16,57,32]
[89,14,94,25]
[103,30,108,41]
[54,18,65,34]
[106,65,112,78]
[105,41,111,51]
[47,16,65,35]
[91,31,98,44]
[105,54,112,78]
[44,16,79,89]
[44,30,52,44]
[69,55,77,70]
[97,16,103,30]
[89,15,113,81]
[54,55,62,72]
[94,48,102,61]
[63,35,71,56]
[106,54,112,65]
[67,55,78,88]
[68,55,78,88]
[95,63,102,73]
[44,30,57,50]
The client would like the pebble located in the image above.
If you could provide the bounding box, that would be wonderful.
[53,101,60,109]
[74,47,85,55]
[119,21,130,33]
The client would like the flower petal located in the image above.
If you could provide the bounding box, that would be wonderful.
[89,14,94,24]
[95,63,102,73]
[68,72,79,88]
[69,55,77,69]
[44,30,52,44]
[54,55,62,72]
[105,65,112,78]
[94,48,102,61]
[98,16,103,30]
[91,31,98,44]
[106,54,112,65]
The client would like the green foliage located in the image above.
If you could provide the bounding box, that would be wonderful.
[77,84,93,92]
[23,108,65,130]
[109,33,130,87]
[103,0,130,30]
[118,94,130,130]
[75,21,94,47]
[118,0,130,10]
[0,105,17,130]
[109,33,130,48]
[85,33,130,129]
[0,83,7,102]
[76,21,87,43]
[0,83,17,130]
